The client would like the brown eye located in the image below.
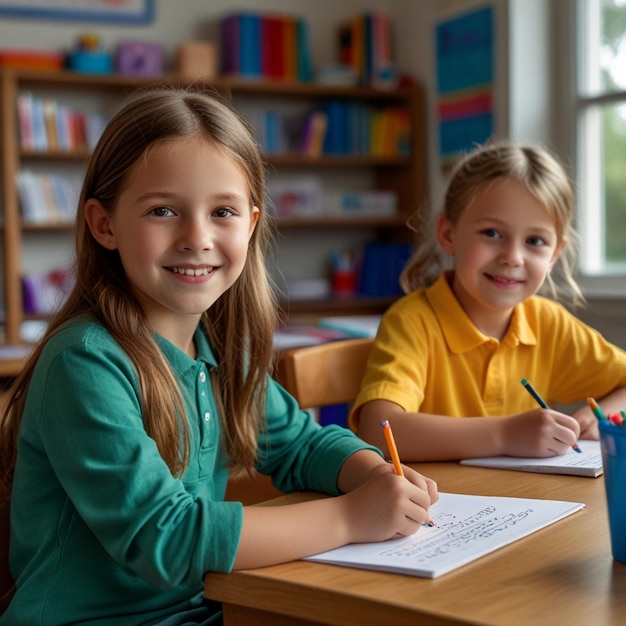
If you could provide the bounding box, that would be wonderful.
[151,206,174,217]
[526,236,545,246]
[214,207,235,218]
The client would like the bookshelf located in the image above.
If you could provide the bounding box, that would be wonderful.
[0,68,427,375]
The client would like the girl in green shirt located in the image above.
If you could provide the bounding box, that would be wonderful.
[0,87,437,625]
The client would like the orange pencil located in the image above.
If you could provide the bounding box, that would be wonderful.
[381,419,403,476]
[380,419,434,527]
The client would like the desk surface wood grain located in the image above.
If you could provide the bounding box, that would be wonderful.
[204,461,626,626]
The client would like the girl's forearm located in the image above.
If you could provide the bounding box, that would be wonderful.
[358,402,502,462]
[233,496,352,570]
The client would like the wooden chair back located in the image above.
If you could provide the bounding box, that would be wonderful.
[225,337,374,505]
[276,337,374,409]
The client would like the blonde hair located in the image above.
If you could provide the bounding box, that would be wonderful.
[400,140,584,306]
[0,86,277,501]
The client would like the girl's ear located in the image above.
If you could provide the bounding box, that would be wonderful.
[436,214,455,256]
[550,237,567,267]
[249,206,260,238]
[84,199,117,250]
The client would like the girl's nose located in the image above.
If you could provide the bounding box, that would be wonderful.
[178,218,214,252]
[500,241,523,266]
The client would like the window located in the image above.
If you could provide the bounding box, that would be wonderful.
[577,0,626,276]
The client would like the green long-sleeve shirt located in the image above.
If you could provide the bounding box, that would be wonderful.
[2,319,379,625]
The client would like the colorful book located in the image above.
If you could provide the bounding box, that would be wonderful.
[239,13,262,78]
[358,242,411,297]
[220,13,262,79]
[296,17,313,82]
[318,315,381,338]
[283,15,297,81]
[261,14,286,79]
[300,111,328,156]
[219,13,240,75]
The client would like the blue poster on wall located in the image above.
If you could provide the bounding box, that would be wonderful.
[436,5,494,168]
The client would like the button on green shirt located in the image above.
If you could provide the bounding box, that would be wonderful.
[3,319,378,625]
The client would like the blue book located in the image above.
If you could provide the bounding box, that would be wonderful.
[323,100,348,155]
[358,242,411,296]
[319,315,381,338]
[239,13,261,79]
[221,13,261,79]
[296,17,313,82]
[264,110,283,154]
[319,404,349,428]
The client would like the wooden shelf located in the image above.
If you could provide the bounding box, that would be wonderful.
[5,68,417,100]
[281,295,397,316]
[0,221,73,231]
[20,148,92,160]
[0,68,426,343]
[0,357,25,378]
[276,216,406,229]
[266,154,411,167]
[0,344,32,378]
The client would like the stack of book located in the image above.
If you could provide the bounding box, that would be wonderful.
[16,93,106,152]
[16,171,80,224]
[268,175,397,220]
[22,267,74,315]
[358,241,412,297]
[239,101,410,158]
[321,100,410,157]
[220,12,313,82]
[0,49,64,71]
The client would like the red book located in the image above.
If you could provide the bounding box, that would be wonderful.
[261,15,286,79]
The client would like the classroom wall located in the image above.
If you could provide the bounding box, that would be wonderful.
[1,0,625,346]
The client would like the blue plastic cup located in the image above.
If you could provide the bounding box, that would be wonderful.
[599,420,626,563]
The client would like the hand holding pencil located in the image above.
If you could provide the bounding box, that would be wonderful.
[381,420,435,526]
[521,379,582,453]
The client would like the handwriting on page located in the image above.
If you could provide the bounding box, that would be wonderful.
[381,506,533,561]
[305,492,584,578]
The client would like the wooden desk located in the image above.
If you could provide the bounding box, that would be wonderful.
[204,462,626,626]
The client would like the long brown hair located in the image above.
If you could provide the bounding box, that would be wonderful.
[400,140,584,306]
[0,86,277,501]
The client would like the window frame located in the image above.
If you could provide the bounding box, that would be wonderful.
[573,0,626,295]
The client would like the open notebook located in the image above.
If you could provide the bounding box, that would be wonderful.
[305,492,584,578]
[460,440,603,477]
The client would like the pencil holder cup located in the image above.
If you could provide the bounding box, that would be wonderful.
[599,420,626,563]
[331,269,358,297]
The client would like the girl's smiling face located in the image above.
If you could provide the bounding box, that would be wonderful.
[437,177,563,339]
[85,137,258,349]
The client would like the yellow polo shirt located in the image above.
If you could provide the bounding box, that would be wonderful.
[349,271,626,429]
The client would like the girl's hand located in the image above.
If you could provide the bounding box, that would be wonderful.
[338,463,436,544]
[400,463,439,506]
[576,412,600,440]
[501,408,581,457]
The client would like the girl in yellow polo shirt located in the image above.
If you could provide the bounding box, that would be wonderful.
[352,141,626,461]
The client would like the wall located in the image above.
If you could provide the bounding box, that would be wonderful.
[2,0,625,345]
